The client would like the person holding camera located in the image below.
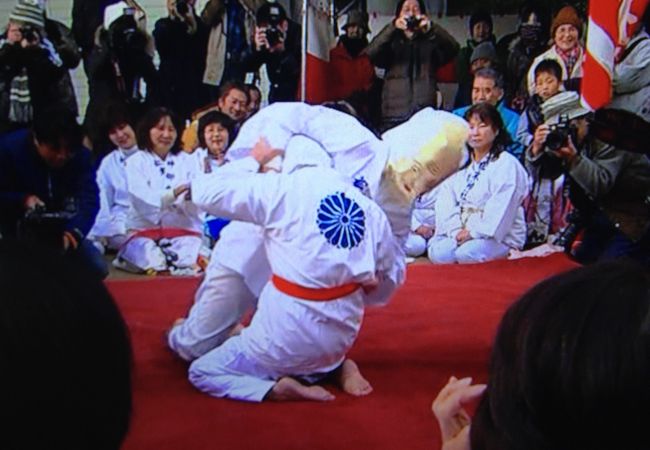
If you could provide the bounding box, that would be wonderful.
[0,0,67,134]
[0,106,108,279]
[525,91,650,265]
[154,0,210,123]
[242,1,301,103]
[84,3,159,154]
[366,0,459,132]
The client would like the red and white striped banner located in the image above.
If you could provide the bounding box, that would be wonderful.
[301,0,335,104]
[582,0,649,110]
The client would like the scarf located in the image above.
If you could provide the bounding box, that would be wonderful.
[3,37,63,124]
[555,44,581,78]
[340,35,368,58]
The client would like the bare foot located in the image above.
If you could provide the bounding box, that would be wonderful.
[337,359,373,396]
[267,377,335,402]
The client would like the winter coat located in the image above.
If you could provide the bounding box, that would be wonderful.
[241,20,301,103]
[366,21,459,130]
[326,38,375,102]
[0,37,66,134]
[0,128,99,239]
[154,13,210,121]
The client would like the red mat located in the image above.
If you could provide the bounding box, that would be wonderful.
[108,254,577,450]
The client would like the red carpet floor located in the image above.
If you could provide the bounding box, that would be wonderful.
[108,254,577,450]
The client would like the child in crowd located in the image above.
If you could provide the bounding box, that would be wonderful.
[519,60,568,249]
[516,59,563,148]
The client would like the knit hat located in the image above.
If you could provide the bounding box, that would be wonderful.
[470,41,497,64]
[469,10,493,33]
[551,5,582,38]
[342,10,369,34]
[542,91,590,124]
[9,0,45,29]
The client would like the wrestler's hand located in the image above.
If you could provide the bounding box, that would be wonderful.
[174,183,191,200]
[432,376,486,450]
[251,138,284,167]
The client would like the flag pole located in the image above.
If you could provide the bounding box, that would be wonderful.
[300,0,308,102]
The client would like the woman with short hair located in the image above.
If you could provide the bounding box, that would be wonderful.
[428,102,529,263]
[115,107,204,274]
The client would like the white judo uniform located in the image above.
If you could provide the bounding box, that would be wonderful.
[187,146,404,402]
[88,146,139,251]
[429,151,529,263]
[405,187,440,257]
[168,103,390,360]
[118,150,204,272]
[168,103,468,361]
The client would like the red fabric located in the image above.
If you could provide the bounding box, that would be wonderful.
[435,61,456,83]
[303,54,331,104]
[109,254,577,450]
[324,42,375,101]
[272,274,361,301]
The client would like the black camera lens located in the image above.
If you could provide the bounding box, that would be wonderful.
[20,25,39,43]
[405,16,419,31]
[265,26,283,47]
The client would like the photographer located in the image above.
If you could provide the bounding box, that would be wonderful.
[525,91,650,265]
[241,1,300,103]
[0,107,108,279]
[84,4,159,154]
[154,0,209,122]
[0,0,67,134]
[366,0,458,132]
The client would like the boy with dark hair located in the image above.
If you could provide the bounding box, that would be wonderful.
[516,58,563,148]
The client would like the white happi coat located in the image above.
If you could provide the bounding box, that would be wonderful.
[88,147,138,238]
[212,103,390,294]
[188,156,404,401]
[191,147,226,175]
[124,150,203,232]
[434,151,529,250]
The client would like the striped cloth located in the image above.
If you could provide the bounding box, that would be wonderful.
[582,0,650,111]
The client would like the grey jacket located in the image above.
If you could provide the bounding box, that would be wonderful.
[526,137,650,241]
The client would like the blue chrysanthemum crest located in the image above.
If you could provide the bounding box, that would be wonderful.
[316,192,365,249]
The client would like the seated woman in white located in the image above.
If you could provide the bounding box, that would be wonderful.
[429,102,529,264]
[115,108,204,274]
[88,107,140,253]
[192,111,235,174]
[404,186,439,258]
[192,111,236,242]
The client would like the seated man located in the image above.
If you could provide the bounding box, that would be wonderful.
[187,120,467,401]
[0,106,107,278]
[453,68,523,157]
[168,102,469,367]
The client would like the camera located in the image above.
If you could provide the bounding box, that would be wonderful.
[265,25,284,47]
[553,209,583,252]
[545,114,574,152]
[405,15,420,31]
[175,0,189,16]
[20,25,40,43]
[21,204,77,251]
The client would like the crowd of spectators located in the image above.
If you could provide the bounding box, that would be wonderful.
[0,0,649,274]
